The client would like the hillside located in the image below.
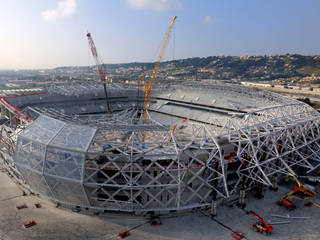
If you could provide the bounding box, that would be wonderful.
[84,54,320,83]
[13,54,320,84]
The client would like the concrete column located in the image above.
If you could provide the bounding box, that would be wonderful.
[210,159,218,217]
[211,200,217,217]
[0,105,5,119]
[271,175,278,191]
[9,113,14,127]
[255,183,264,199]
[237,188,246,208]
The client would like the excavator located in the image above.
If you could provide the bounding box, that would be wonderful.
[280,169,316,210]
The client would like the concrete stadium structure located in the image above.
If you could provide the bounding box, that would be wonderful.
[0,81,320,214]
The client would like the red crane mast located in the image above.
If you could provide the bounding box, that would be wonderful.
[86,32,111,112]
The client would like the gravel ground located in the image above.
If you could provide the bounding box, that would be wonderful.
[0,169,320,240]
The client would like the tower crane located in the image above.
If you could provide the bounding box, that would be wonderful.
[86,32,111,112]
[141,16,177,124]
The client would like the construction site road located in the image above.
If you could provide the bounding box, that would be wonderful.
[0,168,320,240]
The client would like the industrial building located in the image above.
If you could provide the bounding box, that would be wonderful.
[0,81,319,213]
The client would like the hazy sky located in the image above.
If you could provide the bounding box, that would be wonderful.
[1,0,320,69]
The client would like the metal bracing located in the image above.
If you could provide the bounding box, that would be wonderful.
[229,115,320,188]
[2,82,320,213]
[48,82,122,97]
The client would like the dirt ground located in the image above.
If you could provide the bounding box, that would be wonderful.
[0,168,320,240]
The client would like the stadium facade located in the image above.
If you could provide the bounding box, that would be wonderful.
[0,82,320,213]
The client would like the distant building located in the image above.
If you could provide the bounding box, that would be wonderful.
[241,81,272,88]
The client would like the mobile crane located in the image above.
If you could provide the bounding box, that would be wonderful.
[280,170,316,210]
[249,210,273,235]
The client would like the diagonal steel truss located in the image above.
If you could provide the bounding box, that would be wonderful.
[1,83,320,213]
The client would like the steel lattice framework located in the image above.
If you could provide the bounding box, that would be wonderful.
[0,82,320,213]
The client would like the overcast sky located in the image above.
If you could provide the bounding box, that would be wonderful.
[1,0,320,69]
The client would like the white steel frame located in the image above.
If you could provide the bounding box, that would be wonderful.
[0,83,319,213]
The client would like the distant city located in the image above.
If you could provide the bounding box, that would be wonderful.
[1,54,320,87]
[1,53,320,105]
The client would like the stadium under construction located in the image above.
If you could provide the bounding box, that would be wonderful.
[0,81,320,214]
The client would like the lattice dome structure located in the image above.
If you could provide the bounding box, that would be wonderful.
[1,82,320,213]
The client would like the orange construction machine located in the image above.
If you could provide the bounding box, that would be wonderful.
[280,170,316,210]
[249,210,273,235]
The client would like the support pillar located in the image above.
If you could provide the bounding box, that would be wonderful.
[9,113,14,127]
[270,174,278,191]
[255,183,264,199]
[210,159,219,217]
[211,200,217,217]
[237,187,246,208]
[0,105,4,119]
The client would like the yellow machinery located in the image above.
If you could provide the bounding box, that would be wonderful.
[280,169,316,209]
[142,16,177,125]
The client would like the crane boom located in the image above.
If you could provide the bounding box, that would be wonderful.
[287,168,302,187]
[279,168,316,209]
[249,210,273,235]
[142,16,177,124]
[86,32,111,112]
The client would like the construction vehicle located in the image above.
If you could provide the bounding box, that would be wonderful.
[86,32,111,112]
[280,170,316,210]
[231,231,245,240]
[249,210,273,235]
[118,220,149,239]
[150,214,161,226]
[142,16,177,125]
